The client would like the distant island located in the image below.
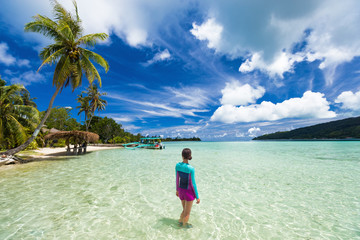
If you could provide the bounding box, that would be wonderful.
[253,116,360,140]
[162,137,201,142]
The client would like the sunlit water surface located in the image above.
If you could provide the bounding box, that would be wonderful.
[1,141,360,239]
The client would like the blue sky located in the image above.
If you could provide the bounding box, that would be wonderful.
[1,0,360,141]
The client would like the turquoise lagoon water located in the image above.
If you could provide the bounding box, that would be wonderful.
[1,141,359,239]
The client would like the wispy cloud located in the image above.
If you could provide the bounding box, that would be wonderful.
[111,116,133,123]
[9,70,46,86]
[164,86,211,108]
[0,42,30,67]
[143,49,171,66]
[106,92,209,119]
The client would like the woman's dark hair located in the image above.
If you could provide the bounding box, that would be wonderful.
[182,148,192,160]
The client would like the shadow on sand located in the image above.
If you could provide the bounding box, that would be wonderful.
[157,218,181,229]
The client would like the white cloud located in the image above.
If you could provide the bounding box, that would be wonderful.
[106,92,208,119]
[0,42,30,67]
[190,0,360,81]
[112,117,133,122]
[144,49,171,66]
[190,18,223,50]
[1,0,192,47]
[248,127,260,137]
[239,52,304,78]
[235,132,245,138]
[211,91,336,123]
[140,123,207,138]
[122,124,141,130]
[10,71,46,86]
[335,90,360,111]
[0,43,16,65]
[214,133,227,138]
[175,126,202,133]
[165,86,210,108]
[3,0,359,85]
[17,59,30,67]
[220,81,265,105]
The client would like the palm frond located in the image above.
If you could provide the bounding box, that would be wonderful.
[69,61,83,91]
[15,105,40,122]
[77,33,108,47]
[81,48,109,72]
[57,20,75,43]
[0,84,24,104]
[6,115,27,145]
[73,0,81,22]
[24,14,61,41]
[80,55,101,86]
[52,0,69,21]
[38,47,66,71]
[53,55,72,88]
[39,43,64,60]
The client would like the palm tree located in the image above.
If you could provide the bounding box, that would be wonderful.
[89,83,107,113]
[76,92,91,130]
[3,0,109,155]
[0,83,40,150]
[80,84,107,131]
[20,89,38,108]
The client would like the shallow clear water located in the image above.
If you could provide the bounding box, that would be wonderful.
[1,141,360,239]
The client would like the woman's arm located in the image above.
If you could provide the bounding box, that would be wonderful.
[175,165,179,192]
[190,168,199,200]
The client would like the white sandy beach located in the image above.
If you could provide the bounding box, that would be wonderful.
[31,145,123,158]
[0,145,123,169]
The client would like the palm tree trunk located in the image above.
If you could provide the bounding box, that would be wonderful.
[86,113,94,132]
[2,86,61,156]
[85,112,88,131]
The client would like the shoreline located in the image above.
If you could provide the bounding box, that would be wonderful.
[0,145,123,170]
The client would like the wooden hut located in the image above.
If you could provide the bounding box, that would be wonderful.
[44,131,99,154]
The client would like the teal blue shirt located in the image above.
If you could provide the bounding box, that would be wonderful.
[175,162,199,199]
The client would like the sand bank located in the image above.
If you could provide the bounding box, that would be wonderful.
[0,145,123,169]
[32,145,123,158]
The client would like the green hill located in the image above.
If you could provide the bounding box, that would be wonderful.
[253,116,360,140]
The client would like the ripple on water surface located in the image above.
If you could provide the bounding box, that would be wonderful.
[1,141,360,239]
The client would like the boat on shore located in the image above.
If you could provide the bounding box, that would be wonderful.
[123,137,165,150]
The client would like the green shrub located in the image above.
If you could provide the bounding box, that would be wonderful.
[52,139,66,148]
[112,136,125,143]
[25,140,38,150]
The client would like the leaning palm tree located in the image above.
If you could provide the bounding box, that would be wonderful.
[0,83,40,149]
[3,0,109,155]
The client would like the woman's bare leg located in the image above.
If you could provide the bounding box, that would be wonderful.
[179,200,186,224]
[182,200,194,226]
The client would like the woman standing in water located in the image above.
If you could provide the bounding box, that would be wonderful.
[176,148,200,228]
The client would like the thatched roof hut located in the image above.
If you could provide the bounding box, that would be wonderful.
[41,127,60,134]
[44,130,99,143]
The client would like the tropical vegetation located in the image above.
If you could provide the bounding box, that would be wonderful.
[253,116,360,140]
[77,83,107,131]
[42,107,81,131]
[162,137,201,141]
[4,0,109,155]
[0,78,40,150]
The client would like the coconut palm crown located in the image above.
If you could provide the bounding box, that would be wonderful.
[2,0,109,155]
[25,0,109,90]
